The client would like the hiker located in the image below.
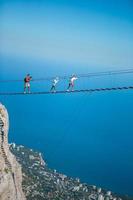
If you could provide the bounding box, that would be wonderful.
[50,77,59,92]
[67,74,78,91]
[24,74,32,93]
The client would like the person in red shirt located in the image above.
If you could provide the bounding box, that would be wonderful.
[24,74,32,93]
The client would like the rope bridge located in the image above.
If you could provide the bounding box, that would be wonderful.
[0,86,133,96]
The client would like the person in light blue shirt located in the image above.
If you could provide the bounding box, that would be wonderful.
[50,77,59,92]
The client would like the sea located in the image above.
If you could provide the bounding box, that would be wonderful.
[0,55,133,196]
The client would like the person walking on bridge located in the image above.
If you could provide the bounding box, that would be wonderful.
[50,77,59,92]
[67,74,78,91]
[24,74,32,93]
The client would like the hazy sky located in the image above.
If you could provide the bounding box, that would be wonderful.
[0,0,133,68]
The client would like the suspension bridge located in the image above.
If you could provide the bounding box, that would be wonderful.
[0,68,133,96]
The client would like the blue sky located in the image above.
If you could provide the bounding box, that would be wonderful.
[0,0,133,69]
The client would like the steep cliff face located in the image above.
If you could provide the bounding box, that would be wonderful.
[0,103,26,200]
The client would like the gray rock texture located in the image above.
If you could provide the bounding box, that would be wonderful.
[0,103,26,200]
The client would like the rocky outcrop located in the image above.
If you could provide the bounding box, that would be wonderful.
[0,103,26,200]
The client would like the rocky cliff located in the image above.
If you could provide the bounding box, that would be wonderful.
[0,103,26,200]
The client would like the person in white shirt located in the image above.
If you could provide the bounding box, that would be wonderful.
[50,77,59,92]
[67,74,78,91]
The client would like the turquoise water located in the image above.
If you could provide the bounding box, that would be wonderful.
[1,56,133,195]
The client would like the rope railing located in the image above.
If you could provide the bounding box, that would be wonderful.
[0,68,133,83]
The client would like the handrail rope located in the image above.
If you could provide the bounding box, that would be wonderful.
[0,69,133,83]
[0,86,133,96]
